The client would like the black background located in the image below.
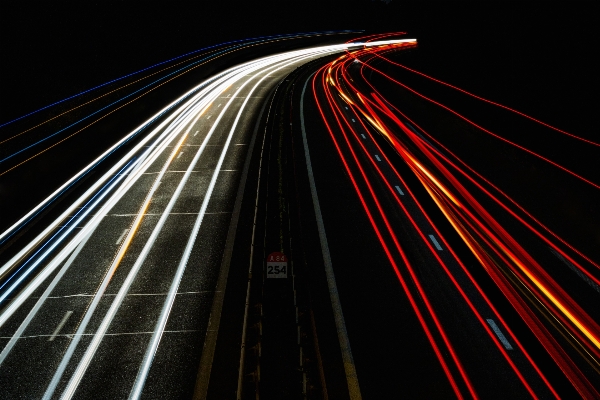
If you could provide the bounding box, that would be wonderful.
[0,1,597,136]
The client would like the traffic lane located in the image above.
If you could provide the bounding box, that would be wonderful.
[0,215,162,399]
[307,81,541,397]
[61,71,292,396]
[5,214,231,399]
[0,83,238,397]
[301,91,457,398]
[333,93,555,397]
[346,65,594,395]
[35,111,255,397]
[68,68,308,398]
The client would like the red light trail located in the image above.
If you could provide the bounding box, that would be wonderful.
[312,33,600,398]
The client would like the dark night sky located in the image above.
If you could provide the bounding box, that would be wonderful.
[0,1,597,137]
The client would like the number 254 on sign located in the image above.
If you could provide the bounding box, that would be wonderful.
[266,252,288,279]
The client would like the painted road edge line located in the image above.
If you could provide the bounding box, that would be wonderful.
[301,71,362,400]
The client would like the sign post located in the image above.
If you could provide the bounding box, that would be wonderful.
[266,252,288,278]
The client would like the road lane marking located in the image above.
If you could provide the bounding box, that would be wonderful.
[486,319,513,350]
[115,229,129,245]
[207,115,211,119]
[351,118,356,122]
[394,185,404,195]
[48,311,73,342]
[550,248,600,294]
[374,155,381,162]
[428,234,443,250]
[194,131,199,136]
[177,151,184,159]
[360,134,366,139]
[300,73,362,400]
[218,103,221,107]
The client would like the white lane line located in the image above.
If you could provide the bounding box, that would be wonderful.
[194,131,199,136]
[48,311,73,342]
[218,103,222,107]
[374,155,381,162]
[486,319,513,350]
[428,234,443,250]
[351,118,356,122]
[177,151,184,159]
[360,134,366,139]
[345,106,348,110]
[207,115,211,119]
[300,73,362,400]
[115,229,129,245]
[394,185,404,196]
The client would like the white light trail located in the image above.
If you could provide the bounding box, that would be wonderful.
[0,38,412,397]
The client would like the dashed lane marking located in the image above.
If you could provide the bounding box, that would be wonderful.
[48,311,73,342]
[428,234,443,250]
[486,319,513,350]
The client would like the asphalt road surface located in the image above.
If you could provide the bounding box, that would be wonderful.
[2,35,598,400]
[0,45,352,399]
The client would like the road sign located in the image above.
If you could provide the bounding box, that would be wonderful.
[266,252,288,278]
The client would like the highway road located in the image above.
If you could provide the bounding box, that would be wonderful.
[291,34,600,398]
[0,42,371,399]
[1,32,599,399]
